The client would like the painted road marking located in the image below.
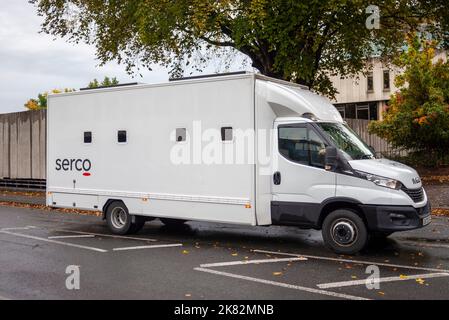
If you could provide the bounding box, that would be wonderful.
[1,226,36,231]
[200,257,307,268]
[48,235,96,240]
[53,229,158,242]
[113,244,183,251]
[253,249,449,273]
[317,272,449,289]
[194,267,369,300]
[0,230,108,253]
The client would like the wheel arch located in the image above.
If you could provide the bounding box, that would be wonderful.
[318,197,367,228]
[102,199,127,220]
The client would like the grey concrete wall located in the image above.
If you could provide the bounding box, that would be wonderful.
[0,110,46,180]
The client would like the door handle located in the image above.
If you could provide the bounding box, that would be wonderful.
[273,172,281,185]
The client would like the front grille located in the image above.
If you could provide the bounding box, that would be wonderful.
[401,186,424,203]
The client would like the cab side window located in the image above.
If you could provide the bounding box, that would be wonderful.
[278,125,327,168]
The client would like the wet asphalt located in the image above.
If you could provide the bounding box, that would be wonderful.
[1,205,449,300]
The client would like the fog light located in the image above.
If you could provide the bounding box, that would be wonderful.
[389,213,406,219]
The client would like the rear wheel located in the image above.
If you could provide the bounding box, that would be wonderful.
[106,201,144,235]
[322,209,368,255]
[160,218,187,227]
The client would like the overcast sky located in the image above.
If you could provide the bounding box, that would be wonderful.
[0,0,249,114]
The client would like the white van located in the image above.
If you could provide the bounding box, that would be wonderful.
[46,72,431,254]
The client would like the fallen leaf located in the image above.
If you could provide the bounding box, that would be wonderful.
[231,253,238,256]
[182,250,189,254]
[378,292,385,296]
[416,278,425,285]
[399,275,408,280]
[273,272,283,276]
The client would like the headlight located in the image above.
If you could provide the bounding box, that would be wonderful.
[355,171,402,190]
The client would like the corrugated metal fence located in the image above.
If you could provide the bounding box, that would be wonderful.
[0,110,46,180]
[345,118,406,157]
[0,111,401,182]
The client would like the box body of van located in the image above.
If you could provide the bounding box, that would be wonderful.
[47,73,430,253]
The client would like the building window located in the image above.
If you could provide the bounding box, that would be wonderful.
[356,105,369,120]
[176,128,186,142]
[221,127,233,141]
[118,130,127,143]
[383,70,390,90]
[334,103,378,121]
[367,72,374,92]
[369,102,378,120]
[84,131,92,144]
[344,104,356,119]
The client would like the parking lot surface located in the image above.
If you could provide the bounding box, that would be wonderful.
[1,205,449,300]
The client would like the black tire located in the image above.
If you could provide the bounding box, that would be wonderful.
[160,218,187,227]
[322,209,368,255]
[129,216,146,234]
[105,201,140,235]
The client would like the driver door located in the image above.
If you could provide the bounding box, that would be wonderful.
[272,122,336,225]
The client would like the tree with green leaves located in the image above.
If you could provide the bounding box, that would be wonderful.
[31,0,448,98]
[24,89,75,110]
[88,76,120,88]
[369,35,449,164]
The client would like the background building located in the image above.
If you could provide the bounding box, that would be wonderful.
[330,51,447,121]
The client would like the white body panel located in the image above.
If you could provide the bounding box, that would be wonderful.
[48,75,257,225]
[337,159,427,208]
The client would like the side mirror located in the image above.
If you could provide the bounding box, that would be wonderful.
[325,146,338,171]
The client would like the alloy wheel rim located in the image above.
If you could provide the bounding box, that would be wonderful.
[331,219,358,246]
[111,207,127,229]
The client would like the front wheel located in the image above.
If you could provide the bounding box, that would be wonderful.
[322,209,368,255]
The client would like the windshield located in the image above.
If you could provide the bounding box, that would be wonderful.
[317,122,376,160]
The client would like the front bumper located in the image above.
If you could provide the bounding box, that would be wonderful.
[360,202,431,232]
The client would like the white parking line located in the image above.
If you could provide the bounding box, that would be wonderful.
[53,229,158,242]
[113,244,183,251]
[194,267,369,300]
[200,257,307,268]
[253,249,449,273]
[317,272,449,289]
[48,235,95,240]
[1,226,35,231]
[0,230,108,253]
